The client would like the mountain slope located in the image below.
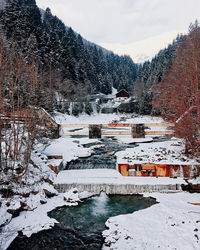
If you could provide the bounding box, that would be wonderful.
[0,0,137,100]
[133,34,186,114]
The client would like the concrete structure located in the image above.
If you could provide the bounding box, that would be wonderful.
[56,182,182,194]
[60,122,175,138]
[89,124,102,139]
[55,169,185,194]
[131,124,145,138]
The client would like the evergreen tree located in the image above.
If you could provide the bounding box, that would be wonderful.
[1,0,41,41]
[134,34,186,114]
[0,0,138,100]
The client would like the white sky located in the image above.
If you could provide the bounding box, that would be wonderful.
[36,0,200,62]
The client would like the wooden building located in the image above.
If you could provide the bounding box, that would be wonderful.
[118,163,198,178]
[116,89,130,100]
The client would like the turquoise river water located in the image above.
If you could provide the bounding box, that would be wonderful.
[8,193,156,250]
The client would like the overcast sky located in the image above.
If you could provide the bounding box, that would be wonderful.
[36,0,200,62]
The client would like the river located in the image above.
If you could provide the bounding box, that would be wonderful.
[8,193,156,250]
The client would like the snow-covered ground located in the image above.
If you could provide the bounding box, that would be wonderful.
[103,192,200,250]
[190,177,200,184]
[45,112,199,171]
[45,112,200,187]
[0,142,94,250]
[56,169,186,186]
[116,139,200,165]
[55,112,165,126]
[52,112,200,250]
[1,112,199,250]
[0,151,56,249]
[43,136,98,164]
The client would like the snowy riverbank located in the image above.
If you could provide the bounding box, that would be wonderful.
[1,112,199,249]
[103,192,200,250]
[0,189,93,250]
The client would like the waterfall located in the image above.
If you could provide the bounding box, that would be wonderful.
[98,191,109,201]
[91,102,97,114]
[91,191,109,216]
[69,102,73,115]
[83,102,86,113]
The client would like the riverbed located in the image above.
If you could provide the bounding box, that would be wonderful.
[65,137,137,170]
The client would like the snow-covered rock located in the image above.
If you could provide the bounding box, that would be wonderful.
[0,189,91,250]
[63,188,79,203]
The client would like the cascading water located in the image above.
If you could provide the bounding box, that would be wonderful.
[69,102,73,115]
[91,192,109,216]
[65,137,136,170]
[91,102,97,114]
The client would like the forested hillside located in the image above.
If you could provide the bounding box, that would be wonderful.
[0,0,199,155]
[133,34,186,114]
[152,23,200,154]
[0,0,188,115]
[0,0,137,106]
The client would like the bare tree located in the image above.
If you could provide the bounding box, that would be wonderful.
[0,34,38,183]
[152,26,200,155]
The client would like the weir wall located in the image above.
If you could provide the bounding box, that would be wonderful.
[56,183,182,195]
